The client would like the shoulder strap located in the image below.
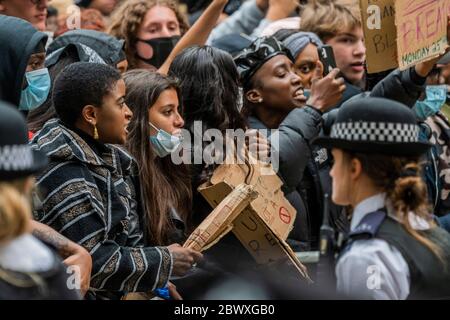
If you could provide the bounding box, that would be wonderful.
[348,209,387,240]
[338,209,387,258]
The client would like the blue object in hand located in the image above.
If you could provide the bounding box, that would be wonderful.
[155,286,171,300]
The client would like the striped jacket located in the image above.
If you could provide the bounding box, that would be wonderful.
[31,119,172,298]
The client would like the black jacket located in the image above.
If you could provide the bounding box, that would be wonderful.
[331,80,362,109]
[323,68,428,134]
[248,107,348,251]
[0,15,47,106]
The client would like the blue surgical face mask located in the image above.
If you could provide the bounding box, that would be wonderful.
[149,122,183,158]
[413,85,447,120]
[19,68,51,111]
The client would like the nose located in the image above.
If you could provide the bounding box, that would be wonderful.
[353,39,366,57]
[37,0,48,9]
[290,71,302,86]
[124,103,133,120]
[174,111,184,128]
[160,25,172,38]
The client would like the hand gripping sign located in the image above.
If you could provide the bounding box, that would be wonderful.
[183,147,310,281]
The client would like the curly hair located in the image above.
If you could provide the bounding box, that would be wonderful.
[108,0,189,69]
[53,62,121,126]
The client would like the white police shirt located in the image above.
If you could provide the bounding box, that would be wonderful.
[0,233,55,273]
[336,193,430,300]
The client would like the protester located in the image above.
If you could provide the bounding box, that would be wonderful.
[32,62,202,299]
[434,52,450,232]
[0,101,80,300]
[169,46,246,222]
[272,29,323,89]
[0,15,49,113]
[411,55,450,231]
[27,29,127,134]
[235,36,346,250]
[108,0,189,70]
[315,97,450,299]
[0,0,48,31]
[300,0,365,106]
[124,70,191,247]
[415,82,450,218]
[169,45,272,273]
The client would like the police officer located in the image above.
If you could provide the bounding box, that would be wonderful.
[314,96,450,299]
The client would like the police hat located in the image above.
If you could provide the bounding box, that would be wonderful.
[0,101,48,181]
[313,96,431,157]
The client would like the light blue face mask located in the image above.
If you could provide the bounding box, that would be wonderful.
[19,68,51,111]
[149,122,183,158]
[413,85,447,120]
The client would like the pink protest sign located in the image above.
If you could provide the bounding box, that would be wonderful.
[396,0,450,70]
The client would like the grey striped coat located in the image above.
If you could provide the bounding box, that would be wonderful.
[31,119,172,299]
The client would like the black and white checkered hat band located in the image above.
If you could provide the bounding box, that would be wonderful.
[330,121,420,143]
[0,145,34,171]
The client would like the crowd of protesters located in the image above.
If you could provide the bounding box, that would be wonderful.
[1,0,450,300]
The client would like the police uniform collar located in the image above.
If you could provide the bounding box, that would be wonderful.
[351,193,386,231]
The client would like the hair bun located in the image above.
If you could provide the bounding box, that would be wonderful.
[393,163,426,212]
[399,164,419,178]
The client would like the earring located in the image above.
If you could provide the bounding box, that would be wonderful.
[91,121,99,140]
[93,125,99,140]
[258,98,263,103]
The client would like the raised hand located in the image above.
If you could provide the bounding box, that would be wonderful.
[306,61,346,113]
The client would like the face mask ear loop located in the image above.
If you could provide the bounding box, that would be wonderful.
[148,121,160,133]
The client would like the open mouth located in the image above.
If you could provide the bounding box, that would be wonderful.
[350,61,365,72]
[293,87,307,102]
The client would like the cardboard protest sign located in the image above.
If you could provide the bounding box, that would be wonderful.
[183,183,258,252]
[184,156,310,281]
[360,0,449,73]
[360,0,397,73]
[396,0,450,70]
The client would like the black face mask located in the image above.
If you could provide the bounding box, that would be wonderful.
[136,36,180,68]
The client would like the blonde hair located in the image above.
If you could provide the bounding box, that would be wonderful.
[108,0,189,69]
[0,179,32,243]
[300,0,362,41]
